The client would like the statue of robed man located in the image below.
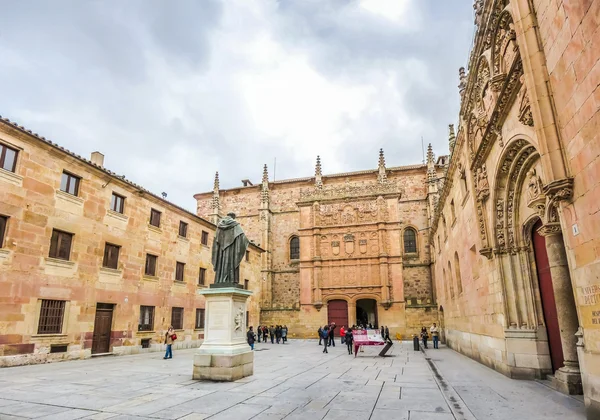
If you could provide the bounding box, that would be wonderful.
[211,213,250,287]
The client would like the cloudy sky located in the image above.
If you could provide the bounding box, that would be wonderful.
[0,0,474,210]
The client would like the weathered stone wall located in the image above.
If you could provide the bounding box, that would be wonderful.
[0,120,263,366]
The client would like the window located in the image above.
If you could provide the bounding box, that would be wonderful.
[139,306,155,331]
[244,279,249,290]
[171,307,184,330]
[149,209,161,228]
[0,215,7,248]
[454,252,463,295]
[403,228,417,254]
[0,143,18,172]
[49,229,73,260]
[175,262,185,282]
[195,309,205,329]
[110,193,125,214]
[245,250,250,262]
[60,171,80,196]
[199,268,206,285]
[448,261,454,298]
[290,236,300,260]
[38,300,65,334]
[450,200,456,223]
[179,221,188,238]
[443,216,448,241]
[103,243,120,269]
[201,230,209,245]
[246,311,249,328]
[145,254,157,276]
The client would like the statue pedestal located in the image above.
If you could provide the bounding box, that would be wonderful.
[193,287,254,381]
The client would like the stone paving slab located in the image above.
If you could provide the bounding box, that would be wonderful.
[0,340,586,419]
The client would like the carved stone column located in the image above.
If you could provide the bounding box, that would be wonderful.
[538,226,582,394]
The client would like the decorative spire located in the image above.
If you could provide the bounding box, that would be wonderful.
[427,143,436,182]
[427,143,434,165]
[377,148,387,184]
[458,67,467,96]
[448,124,456,155]
[261,164,270,204]
[212,171,220,213]
[315,156,323,189]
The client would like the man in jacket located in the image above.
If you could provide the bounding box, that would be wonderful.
[328,323,336,347]
[430,323,439,349]
[247,326,255,350]
[318,326,323,345]
[269,325,275,344]
[345,328,354,355]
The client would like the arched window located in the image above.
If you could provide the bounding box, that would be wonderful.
[403,228,417,253]
[289,236,300,260]
[448,261,454,298]
[454,252,463,295]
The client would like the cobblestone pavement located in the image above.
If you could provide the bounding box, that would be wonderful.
[0,340,585,419]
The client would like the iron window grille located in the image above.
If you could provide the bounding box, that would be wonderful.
[171,307,184,330]
[139,306,154,331]
[49,229,73,260]
[110,193,125,214]
[103,243,120,269]
[38,300,65,334]
[0,143,18,172]
[60,171,80,196]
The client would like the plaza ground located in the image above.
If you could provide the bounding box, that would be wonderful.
[0,340,585,420]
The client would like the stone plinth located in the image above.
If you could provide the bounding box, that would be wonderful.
[193,287,253,381]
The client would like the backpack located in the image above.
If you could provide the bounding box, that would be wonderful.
[321,330,329,339]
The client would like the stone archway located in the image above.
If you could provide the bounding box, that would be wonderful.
[356,299,378,328]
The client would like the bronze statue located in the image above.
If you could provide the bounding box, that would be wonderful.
[211,213,249,287]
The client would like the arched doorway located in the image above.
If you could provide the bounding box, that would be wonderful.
[356,299,378,328]
[327,300,348,328]
[532,219,564,372]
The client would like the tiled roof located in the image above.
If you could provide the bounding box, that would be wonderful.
[0,115,215,229]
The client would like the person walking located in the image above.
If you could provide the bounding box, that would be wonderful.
[257,325,261,343]
[345,327,354,355]
[328,323,336,347]
[420,326,429,349]
[322,326,330,353]
[269,325,275,344]
[247,326,256,350]
[282,325,288,343]
[384,326,390,341]
[340,325,346,345]
[430,323,439,349]
[164,326,176,359]
[262,326,268,343]
[276,325,282,344]
[318,326,323,345]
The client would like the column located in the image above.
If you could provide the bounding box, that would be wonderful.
[544,232,582,394]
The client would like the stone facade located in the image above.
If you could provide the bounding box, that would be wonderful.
[195,151,447,338]
[0,117,263,367]
[430,1,600,418]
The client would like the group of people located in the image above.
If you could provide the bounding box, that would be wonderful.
[419,323,440,349]
[318,323,342,354]
[246,325,289,350]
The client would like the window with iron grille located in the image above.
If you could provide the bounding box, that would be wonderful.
[199,267,206,285]
[49,229,73,260]
[103,243,120,269]
[289,236,300,260]
[0,143,18,172]
[110,193,125,213]
[403,228,417,254]
[201,230,209,246]
[175,262,185,282]
[149,209,161,228]
[0,215,7,248]
[139,306,155,331]
[179,221,188,238]
[195,308,205,329]
[145,254,157,276]
[244,279,249,290]
[171,307,184,330]
[38,300,65,334]
[60,171,81,196]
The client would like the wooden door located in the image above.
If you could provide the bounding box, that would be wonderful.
[92,304,114,354]
[327,300,348,329]
[532,220,564,372]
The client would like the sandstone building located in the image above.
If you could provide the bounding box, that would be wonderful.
[430,0,600,418]
[0,117,263,366]
[195,151,448,338]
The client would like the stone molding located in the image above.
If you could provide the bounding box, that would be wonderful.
[0,167,23,187]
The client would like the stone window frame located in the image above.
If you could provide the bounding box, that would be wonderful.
[454,251,463,295]
[60,171,81,197]
[171,307,184,330]
[49,229,74,261]
[0,142,18,173]
[37,299,67,335]
[289,235,300,261]
[0,214,7,248]
[201,230,209,246]
[110,192,125,214]
[149,208,161,228]
[198,267,207,286]
[402,227,418,255]
[175,261,185,282]
[195,308,205,330]
[178,221,188,238]
[145,253,158,276]
[139,305,155,331]
[102,242,121,270]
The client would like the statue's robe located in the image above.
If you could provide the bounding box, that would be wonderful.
[211,217,249,284]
